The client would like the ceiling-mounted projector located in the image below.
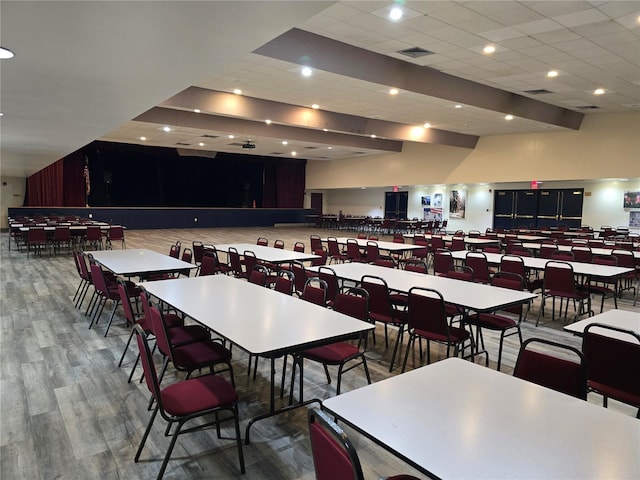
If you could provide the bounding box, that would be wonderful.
[242,141,256,149]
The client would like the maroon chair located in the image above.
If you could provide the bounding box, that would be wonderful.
[346,239,365,263]
[308,409,421,480]
[318,266,341,307]
[537,261,592,326]
[571,245,592,264]
[256,237,269,246]
[365,240,380,263]
[360,275,408,371]
[432,249,453,276]
[274,269,295,296]
[291,287,371,397]
[430,235,445,251]
[169,241,181,258]
[87,263,123,335]
[301,277,328,306]
[582,254,618,313]
[500,254,542,293]
[401,287,473,371]
[26,227,48,257]
[273,239,285,249]
[106,225,125,249]
[191,240,204,265]
[465,272,526,371]
[72,250,92,309]
[450,236,465,252]
[310,234,322,252]
[228,247,246,278]
[513,338,587,400]
[582,323,640,418]
[248,264,268,286]
[293,241,305,252]
[52,226,72,255]
[84,225,103,250]
[327,237,348,264]
[464,251,492,284]
[310,247,329,267]
[133,325,244,480]
[373,255,397,269]
[611,249,638,299]
[550,250,575,262]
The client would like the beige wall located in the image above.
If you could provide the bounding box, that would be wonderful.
[306,112,640,189]
[0,176,26,229]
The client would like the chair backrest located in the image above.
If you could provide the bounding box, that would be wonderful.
[86,225,102,241]
[310,235,322,252]
[248,265,268,286]
[243,250,258,275]
[611,249,635,268]
[450,237,465,251]
[293,241,305,253]
[256,237,269,246]
[550,250,574,261]
[407,287,449,337]
[54,226,71,241]
[117,278,140,327]
[468,230,481,238]
[373,255,397,269]
[592,254,617,267]
[333,287,369,323]
[357,233,367,239]
[392,233,405,244]
[318,266,340,305]
[181,247,193,264]
[482,246,501,254]
[465,252,490,283]
[274,270,295,295]
[169,243,180,258]
[198,251,217,276]
[500,255,527,278]
[582,323,640,405]
[108,225,124,241]
[445,265,474,282]
[287,260,308,295]
[327,237,342,256]
[430,235,445,251]
[28,227,46,242]
[539,244,558,259]
[513,338,587,399]
[89,263,110,295]
[273,239,285,249]
[134,324,163,406]
[302,277,328,306]
[228,247,244,277]
[345,240,361,262]
[192,241,204,264]
[511,245,532,257]
[360,275,393,318]
[433,249,453,276]
[543,261,577,295]
[571,246,592,263]
[403,259,428,274]
[308,409,364,480]
[368,235,379,241]
[310,248,328,266]
[491,271,525,315]
[365,241,380,262]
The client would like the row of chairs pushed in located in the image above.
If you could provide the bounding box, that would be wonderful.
[19,224,125,257]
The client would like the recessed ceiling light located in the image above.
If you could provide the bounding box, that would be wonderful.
[370,134,377,138]
[389,6,403,21]
[328,146,332,150]
[233,88,242,95]
[291,151,297,156]
[140,136,146,141]
[389,88,399,95]
[162,126,171,132]
[323,128,328,132]
[547,70,558,78]
[483,45,496,54]
[194,109,201,113]
[505,114,514,120]
[594,88,605,95]
[423,122,431,128]
[265,119,272,124]
[0,47,14,59]
[198,142,204,147]
[301,66,313,77]
[454,104,462,109]
[311,104,319,109]
[228,134,234,139]
[282,140,288,145]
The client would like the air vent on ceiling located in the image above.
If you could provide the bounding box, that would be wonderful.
[354,151,367,155]
[576,105,600,110]
[175,142,191,146]
[317,156,331,159]
[524,89,553,95]
[304,146,319,149]
[397,47,434,58]
[201,134,219,138]
[269,152,284,155]
[228,142,245,146]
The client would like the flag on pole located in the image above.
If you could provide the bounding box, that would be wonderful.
[83,159,91,197]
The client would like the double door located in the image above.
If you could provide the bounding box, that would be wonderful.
[493,188,583,229]
[384,191,408,219]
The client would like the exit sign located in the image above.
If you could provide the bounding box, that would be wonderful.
[531,181,540,189]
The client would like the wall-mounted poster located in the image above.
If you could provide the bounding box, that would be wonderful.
[433,193,443,207]
[421,195,431,206]
[423,207,443,222]
[449,190,466,219]
[630,211,640,227]
[624,191,640,209]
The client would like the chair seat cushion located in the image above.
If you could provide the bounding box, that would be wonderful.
[161,374,238,416]
[474,313,517,330]
[173,340,232,369]
[168,325,211,346]
[303,342,359,363]
[414,326,469,343]
[389,293,408,305]
[588,381,640,407]
[546,289,590,300]
[370,311,407,325]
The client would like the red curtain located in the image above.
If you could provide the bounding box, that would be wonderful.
[25,150,86,207]
[263,159,305,208]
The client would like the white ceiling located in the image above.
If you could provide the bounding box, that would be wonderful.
[2,1,639,177]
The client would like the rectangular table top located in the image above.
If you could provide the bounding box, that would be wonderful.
[451,250,634,278]
[564,309,640,341]
[87,248,195,276]
[141,274,373,356]
[208,243,319,263]
[309,263,536,312]
[323,357,640,480]
[522,242,640,259]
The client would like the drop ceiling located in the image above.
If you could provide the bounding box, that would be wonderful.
[2,1,639,177]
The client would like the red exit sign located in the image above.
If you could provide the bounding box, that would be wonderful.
[531,180,540,189]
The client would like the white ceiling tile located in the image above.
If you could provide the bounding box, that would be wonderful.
[424,4,483,24]
[429,25,476,41]
[552,8,609,27]
[454,16,506,35]
[485,4,546,24]
[614,10,640,29]
[531,29,584,44]
[479,26,527,41]
[513,18,565,35]
[498,36,545,50]
[526,1,593,17]
[598,1,640,18]
[572,19,630,37]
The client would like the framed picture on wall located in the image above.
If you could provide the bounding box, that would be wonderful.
[624,191,640,209]
[449,190,466,219]
[421,195,431,206]
[433,193,443,207]
[630,211,640,227]
[423,207,443,222]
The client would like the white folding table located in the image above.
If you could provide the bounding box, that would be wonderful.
[321,237,423,256]
[564,309,640,341]
[209,243,319,263]
[87,248,196,277]
[141,274,374,443]
[323,357,640,479]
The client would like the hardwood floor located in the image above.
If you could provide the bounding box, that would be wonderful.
[1,226,637,480]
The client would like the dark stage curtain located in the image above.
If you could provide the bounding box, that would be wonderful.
[25,150,87,207]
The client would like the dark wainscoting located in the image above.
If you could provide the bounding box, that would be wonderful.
[9,207,313,229]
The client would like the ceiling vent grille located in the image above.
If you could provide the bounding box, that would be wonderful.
[304,146,319,149]
[397,47,434,58]
[175,142,191,146]
[576,105,600,110]
[201,134,219,138]
[269,152,284,155]
[524,89,553,95]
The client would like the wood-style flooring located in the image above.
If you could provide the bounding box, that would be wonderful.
[1,226,638,480]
